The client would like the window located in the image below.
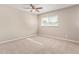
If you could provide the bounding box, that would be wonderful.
[41,16,59,26]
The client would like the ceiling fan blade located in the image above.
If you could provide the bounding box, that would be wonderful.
[30,4,35,9]
[36,7,43,9]
[36,9,40,12]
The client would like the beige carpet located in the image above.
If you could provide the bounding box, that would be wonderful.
[0,36,79,54]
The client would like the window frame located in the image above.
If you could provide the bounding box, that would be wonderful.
[40,15,59,27]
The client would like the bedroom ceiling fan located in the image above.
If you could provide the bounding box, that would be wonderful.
[24,4,43,12]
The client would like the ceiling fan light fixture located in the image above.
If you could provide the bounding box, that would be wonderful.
[32,9,36,12]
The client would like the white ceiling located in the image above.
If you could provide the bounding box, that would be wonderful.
[8,4,75,15]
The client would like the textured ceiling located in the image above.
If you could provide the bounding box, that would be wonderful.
[8,4,75,15]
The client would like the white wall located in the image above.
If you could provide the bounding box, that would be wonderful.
[0,5,38,42]
[38,5,79,41]
[0,4,79,42]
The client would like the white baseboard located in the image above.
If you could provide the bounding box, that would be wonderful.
[0,33,37,44]
[39,34,79,44]
[1,33,79,45]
